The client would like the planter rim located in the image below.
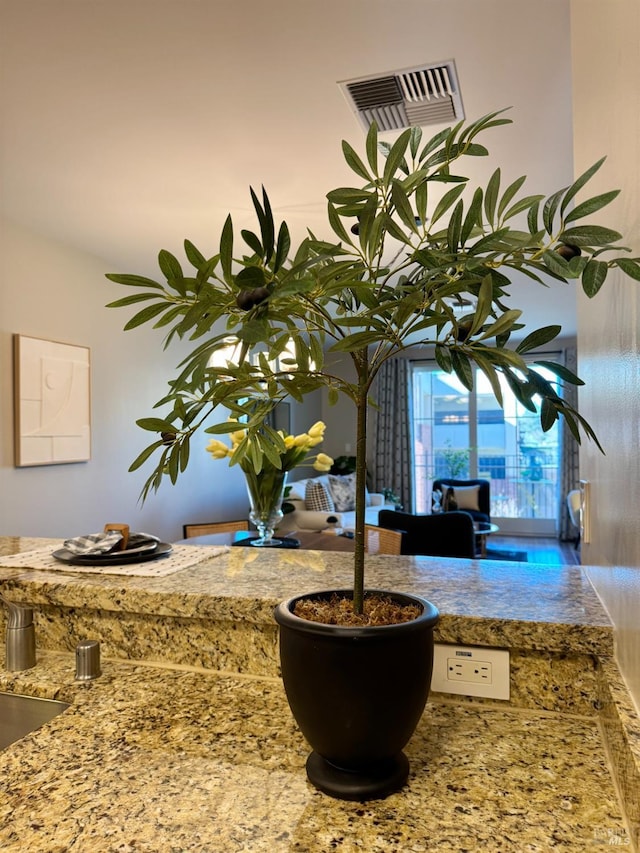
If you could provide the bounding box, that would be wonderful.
[274,588,440,637]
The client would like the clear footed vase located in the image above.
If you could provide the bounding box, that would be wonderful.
[244,467,288,546]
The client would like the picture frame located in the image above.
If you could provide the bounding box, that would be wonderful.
[13,334,91,466]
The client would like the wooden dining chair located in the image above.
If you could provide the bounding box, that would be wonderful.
[182,520,249,539]
[364,524,403,555]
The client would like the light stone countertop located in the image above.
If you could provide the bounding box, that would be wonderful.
[0,537,637,850]
[0,537,614,655]
[0,651,631,852]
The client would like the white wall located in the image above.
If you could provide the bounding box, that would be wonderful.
[0,218,256,541]
[571,0,640,710]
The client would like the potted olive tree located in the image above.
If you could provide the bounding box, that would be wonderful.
[108,110,638,799]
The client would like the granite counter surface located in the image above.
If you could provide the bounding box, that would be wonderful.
[0,537,614,655]
[0,537,637,849]
[0,651,631,852]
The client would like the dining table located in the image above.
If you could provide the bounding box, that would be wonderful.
[177,528,357,553]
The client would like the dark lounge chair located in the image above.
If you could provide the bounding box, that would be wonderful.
[378,509,476,558]
[432,478,491,525]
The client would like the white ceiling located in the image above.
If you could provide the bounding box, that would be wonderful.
[1,0,579,337]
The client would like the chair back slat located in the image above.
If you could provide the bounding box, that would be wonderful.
[364,524,403,555]
[183,520,249,539]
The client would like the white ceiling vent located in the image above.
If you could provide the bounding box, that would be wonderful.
[339,61,464,133]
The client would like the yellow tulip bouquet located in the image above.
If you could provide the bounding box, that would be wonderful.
[206,420,333,544]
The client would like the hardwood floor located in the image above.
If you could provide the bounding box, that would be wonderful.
[488,534,581,566]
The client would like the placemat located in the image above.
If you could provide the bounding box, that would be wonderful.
[0,544,228,577]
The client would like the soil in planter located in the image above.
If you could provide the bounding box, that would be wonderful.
[293,593,421,627]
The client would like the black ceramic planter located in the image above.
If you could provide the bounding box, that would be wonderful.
[274,589,440,801]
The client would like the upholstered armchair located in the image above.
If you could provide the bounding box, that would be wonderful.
[432,478,491,525]
[378,509,476,558]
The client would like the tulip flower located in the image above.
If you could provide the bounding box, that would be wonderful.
[206,439,232,460]
[313,452,333,472]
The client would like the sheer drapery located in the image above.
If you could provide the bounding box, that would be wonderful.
[371,358,413,512]
[558,345,580,541]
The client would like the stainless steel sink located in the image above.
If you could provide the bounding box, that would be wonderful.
[0,691,70,750]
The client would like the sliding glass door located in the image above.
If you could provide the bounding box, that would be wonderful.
[411,362,561,535]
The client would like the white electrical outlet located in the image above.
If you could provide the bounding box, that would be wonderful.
[448,658,492,684]
[431,644,510,700]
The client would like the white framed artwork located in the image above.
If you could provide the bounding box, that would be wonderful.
[13,334,91,466]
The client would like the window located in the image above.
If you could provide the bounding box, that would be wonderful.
[411,358,562,535]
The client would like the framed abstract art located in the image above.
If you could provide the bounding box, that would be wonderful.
[13,334,91,466]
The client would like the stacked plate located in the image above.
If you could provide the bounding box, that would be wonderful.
[52,533,172,566]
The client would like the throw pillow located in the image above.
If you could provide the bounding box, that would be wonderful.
[286,479,308,502]
[442,483,480,511]
[443,486,457,511]
[305,480,335,513]
[328,473,357,512]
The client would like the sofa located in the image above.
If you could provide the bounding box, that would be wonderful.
[278,473,396,533]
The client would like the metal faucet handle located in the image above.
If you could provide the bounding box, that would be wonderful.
[1,597,33,629]
[75,640,101,681]
[2,595,36,672]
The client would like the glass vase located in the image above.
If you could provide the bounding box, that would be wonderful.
[244,466,288,546]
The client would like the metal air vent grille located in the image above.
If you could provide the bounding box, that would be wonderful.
[339,61,464,132]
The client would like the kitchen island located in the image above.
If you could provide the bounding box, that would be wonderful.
[0,536,638,851]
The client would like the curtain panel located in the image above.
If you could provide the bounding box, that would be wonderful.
[558,345,580,541]
[371,358,413,512]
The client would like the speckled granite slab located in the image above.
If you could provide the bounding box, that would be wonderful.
[0,537,615,717]
[0,537,638,849]
[0,538,614,655]
[598,657,640,849]
[0,653,632,852]
[0,537,616,719]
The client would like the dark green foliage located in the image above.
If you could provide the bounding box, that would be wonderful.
[107,108,638,611]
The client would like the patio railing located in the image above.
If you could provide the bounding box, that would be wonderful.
[413,454,559,520]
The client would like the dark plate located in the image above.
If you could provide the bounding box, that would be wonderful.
[231,536,300,549]
[52,542,173,566]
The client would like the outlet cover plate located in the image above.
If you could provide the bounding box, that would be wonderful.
[431,644,510,700]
